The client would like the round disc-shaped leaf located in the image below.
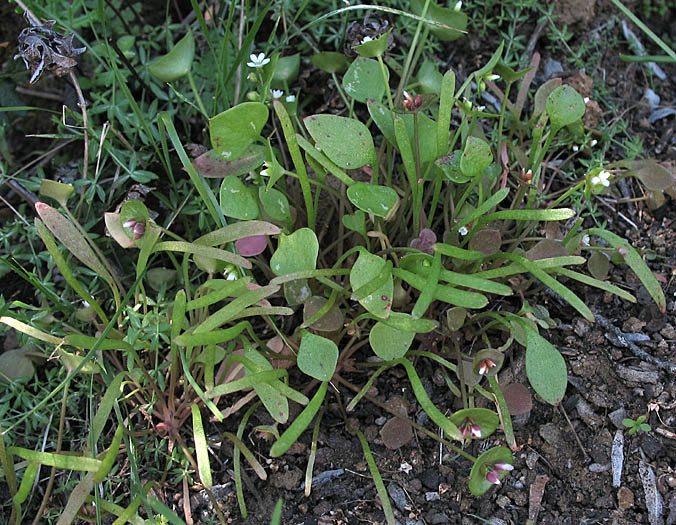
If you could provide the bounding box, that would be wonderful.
[369,321,415,361]
[446,306,467,331]
[587,250,610,280]
[209,102,269,161]
[546,85,585,131]
[380,417,413,449]
[502,383,533,416]
[460,137,493,179]
[304,114,375,170]
[469,446,514,496]
[468,229,501,256]
[283,279,312,306]
[450,408,500,439]
[417,60,443,94]
[39,179,74,206]
[303,296,344,332]
[235,235,267,257]
[347,182,398,218]
[146,268,177,291]
[148,31,194,82]
[526,239,568,261]
[219,177,259,220]
[525,329,567,405]
[311,52,350,73]
[270,228,319,276]
[0,349,35,383]
[342,57,388,103]
[297,332,338,381]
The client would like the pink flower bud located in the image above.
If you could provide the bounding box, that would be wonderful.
[470,424,482,438]
[132,222,145,239]
[478,359,496,375]
[494,462,514,471]
[485,469,501,485]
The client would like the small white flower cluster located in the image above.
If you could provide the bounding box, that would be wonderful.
[591,170,612,188]
[247,52,270,68]
[270,89,295,103]
[360,35,373,44]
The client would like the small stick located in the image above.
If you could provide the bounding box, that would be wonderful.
[595,313,676,375]
[68,70,89,182]
[558,404,590,461]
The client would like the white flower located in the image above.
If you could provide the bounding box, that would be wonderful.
[271,89,284,99]
[591,170,612,188]
[477,105,486,111]
[260,161,271,177]
[458,226,469,236]
[485,73,500,82]
[590,139,598,147]
[285,94,295,103]
[581,234,590,246]
[572,145,579,152]
[453,1,463,10]
[247,52,270,68]
[360,35,373,44]
[584,97,590,104]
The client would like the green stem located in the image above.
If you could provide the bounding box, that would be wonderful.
[331,71,354,118]
[377,55,394,110]
[187,70,209,118]
[395,0,432,103]
[413,111,422,233]
[487,375,516,451]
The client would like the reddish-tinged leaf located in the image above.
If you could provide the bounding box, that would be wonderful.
[236,235,268,256]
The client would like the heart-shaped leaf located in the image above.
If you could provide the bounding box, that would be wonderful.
[209,102,269,161]
[525,328,567,405]
[352,30,391,58]
[39,179,73,206]
[270,228,318,276]
[468,229,501,256]
[347,182,399,218]
[460,137,493,179]
[304,114,375,169]
[546,85,585,131]
[148,31,194,82]
[342,210,367,237]
[369,321,415,360]
[271,54,300,86]
[436,150,470,183]
[502,383,533,416]
[587,250,610,280]
[219,177,259,220]
[446,306,467,331]
[297,331,338,381]
[342,57,388,103]
[283,279,312,305]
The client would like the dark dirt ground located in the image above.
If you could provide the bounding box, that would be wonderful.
[1,0,676,524]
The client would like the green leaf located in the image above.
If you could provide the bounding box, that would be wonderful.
[533,78,562,117]
[450,408,500,438]
[297,332,338,381]
[417,60,443,94]
[91,373,125,444]
[375,311,437,333]
[525,328,567,405]
[357,431,396,525]
[546,85,585,131]
[347,182,399,218]
[623,159,675,191]
[39,179,73,206]
[191,404,213,488]
[369,321,415,360]
[209,102,269,161]
[194,145,266,178]
[270,228,319,276]
[411,0,468,41]
[352,30,391,58]
[271,54,300,86]
[304,114,375,169]
[342,57,388,103]
[460,137,493,178]
[368,102,439,165]
[93,423,124,483]
[350,250,393,319]
[0,348,35,383]
[8,447,102,472]
[241,348,289,424]
[153,241,251,269]
[270,381,328,457]
[219,176,259,220]
[587,228,666,313]
[342,210,367,238]
[311,52,350,73]
[148,30,194,82]
[393,268,488,309]
[259,186,291,223]
[469,446,513,495]
[196,220,281,246]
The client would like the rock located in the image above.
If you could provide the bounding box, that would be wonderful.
[622,317,646,333]
[271,467,303,490]
[609,407,628,429]
[617,365,659,384]
[543,59,564,80]
[639,460,664,525]
[420,470,440,490]
[426,511,449,524]
[425,491,440,502]
[387,482,408,512]
[576,397,603,428]
[641,433,663,460]
[618,486,635,510]
[539,423,562,446]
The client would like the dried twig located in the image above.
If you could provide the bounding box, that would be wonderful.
[595,313,676,375]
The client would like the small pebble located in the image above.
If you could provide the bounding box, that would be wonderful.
[611,430,624,488]
[618,486,634,510]
[388,482,408,512]
[589,463,611,472]
[609,407,627,429]
[425,491,440,502]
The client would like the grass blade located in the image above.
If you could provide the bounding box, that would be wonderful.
[191,404,213,489]
[356,431,395,525]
